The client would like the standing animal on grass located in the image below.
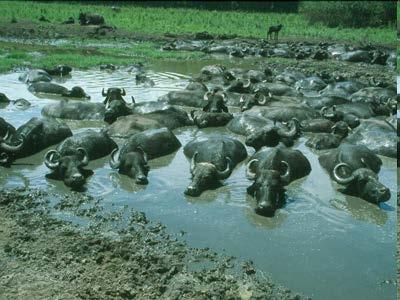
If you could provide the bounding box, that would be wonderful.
[267,24,283,41]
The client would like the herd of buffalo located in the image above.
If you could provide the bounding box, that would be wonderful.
[0,59,397,217]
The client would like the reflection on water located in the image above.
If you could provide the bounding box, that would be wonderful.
[0,61,396,300]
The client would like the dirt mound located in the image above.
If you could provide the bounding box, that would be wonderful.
[0,189,307,299]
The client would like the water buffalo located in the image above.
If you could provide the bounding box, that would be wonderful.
[107,106,192,138]
[1,117,72,165]
[318,143,390,204]
[300,118,335,133]
[44,130,117,189]
[303,95,348,110]
[183,137,247,196]
[43,65,72,76]
[158,82,207,108]
[227,113,274,136]
[19,69,52,83]
[0,118,21,165]
[239,92,272,112]
[28,82,90,99]
[294,76,327,91]
[110,128,181,184]
[246,146,311,217]
[202,88,228,113]
[102,88,133,123]
[344,118,397,158]
[190,110,233,128]
[226,79,252,93]
[0,93,31,109]
[255,106,319,122]
[305,121,350,150]
[42,101,105,120]
[339,50,371,63]
[78,12,105,25]
[319,81,365,99]
[245,118,300,151]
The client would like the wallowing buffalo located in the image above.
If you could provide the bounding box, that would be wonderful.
[318,143,390,204]
[183,137,247,196]
[305,121,350,150]
[44,130,117,189]
[245,118,300,151]
[102,88,133,123]
[78,12,105,26]
[190,110,233,128]
[202,88,229,113]
[0,117,72,166]
[110,128,181,184]
[28,82,90,99]
[246,146,311,217]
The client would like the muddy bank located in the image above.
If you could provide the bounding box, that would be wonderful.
[0,188,306,300]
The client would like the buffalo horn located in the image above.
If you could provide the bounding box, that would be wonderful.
[109,148,121,169]
[333,163,355,184]
[217,157,231,180]
[44,149,60,170]
[246,158,258,180]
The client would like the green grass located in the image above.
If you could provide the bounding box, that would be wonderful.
[0,40,206,72]
[0,1,395,44]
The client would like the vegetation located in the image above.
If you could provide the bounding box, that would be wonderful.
[299,1,396,28]
[0,1,394,44]
[0,41,205,73]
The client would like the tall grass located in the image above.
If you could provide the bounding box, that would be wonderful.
[0,1,395,44]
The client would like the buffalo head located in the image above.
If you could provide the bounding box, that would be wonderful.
[202,90,228,113]
[239,90,272,112]
[0,130,24,153]
[333,162,390,204]
[63,86,90,99]
[109,147,149,185]
[185,152,231,197]
[246,159,290,217]
[0,92,10,103]
[245,119,299,151]
[44,148,91,189]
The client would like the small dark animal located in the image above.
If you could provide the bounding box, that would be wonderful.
[62,17,75,24]
[78,12,105,26]
[267,24,283,41]
[39,15,50,22]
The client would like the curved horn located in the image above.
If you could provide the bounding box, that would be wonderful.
[109,148,121,169]
[131,96,136,104]
[243,79,251,88]
[256,94,267,105]
[190,152,198,175]
[217,157,231,180]
[77,148,89,166]
[221,92,227,102]
[280,160,291,183]
[277,118,298,138]
[239,95,245,103]
[333,163,355,184]
[0,152,9,164]
[136,146,148,163]
[121,88,126,96]
[203,91,211,101]
[102,88,107,97]
[0,132,24,152]
[246,158,258,180]
[44,149,60,170]
[320,106,328,116]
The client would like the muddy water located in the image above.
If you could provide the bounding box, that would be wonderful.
[0,61,397,300]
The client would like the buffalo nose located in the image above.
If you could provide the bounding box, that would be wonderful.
[378,187,391,202]
[184,185,200,197]
[255,203,276,217]
[136,175,148,185]
[72,173,84,182]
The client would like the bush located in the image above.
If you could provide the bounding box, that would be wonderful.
[299,1,396,28]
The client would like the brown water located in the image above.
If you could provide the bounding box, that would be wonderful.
[0,60,396,300]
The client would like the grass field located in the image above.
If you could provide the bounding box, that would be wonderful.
[0,1,395,44]
[0,40,206,72]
